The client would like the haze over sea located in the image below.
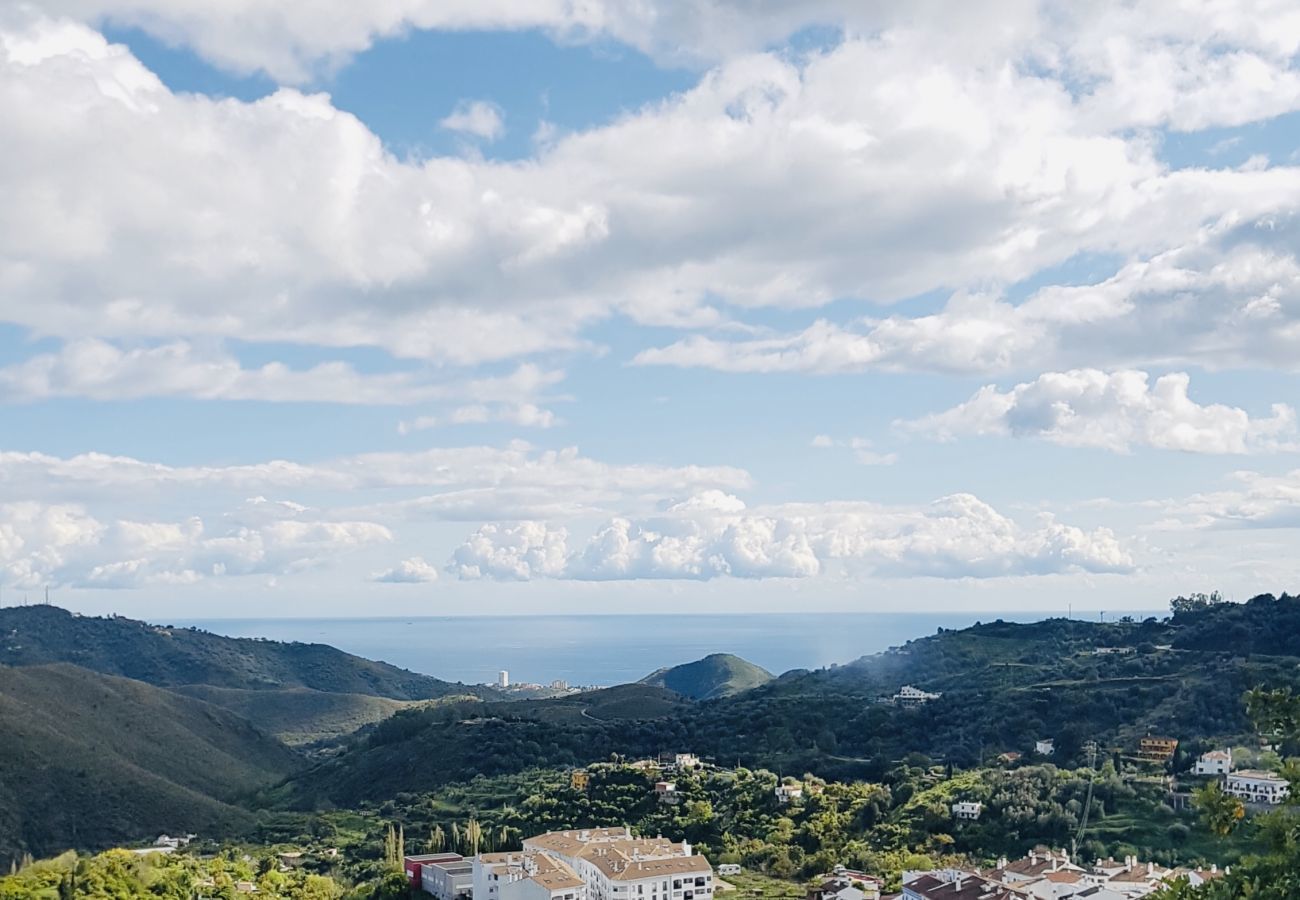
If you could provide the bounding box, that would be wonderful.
[174,611,1161,687]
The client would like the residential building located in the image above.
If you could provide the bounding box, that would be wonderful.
[1035,740,1055,756]
[1225,770,1290,804]
[775,784,804,804]
[420,856,475,900]
[571,770,591,791]
[498,671,510,689]
[512,827,713,900]
[894,686,942,707]
[1194,750,1232,776]
[1190,749,1232,775]
[716,866,741,877]
[977,850,1209,900]
[951,801,982,821]
[655,781,680,804]
[809,871,882,900]
[1137,736,1178,762]
[903,870,1029,900]
[407,854,467,891]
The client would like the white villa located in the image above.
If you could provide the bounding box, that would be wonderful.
[1194,749,1232,776]
[470,828,714,900]
[1225,770,1290,804]
[951,801,982,821]
[1035,740,1055,756]
[894,685,942,707]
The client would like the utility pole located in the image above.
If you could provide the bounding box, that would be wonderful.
[1072,740,1100,860]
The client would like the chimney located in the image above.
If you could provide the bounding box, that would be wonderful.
[1211,865,1217,874]
[1147,862,1154,875]
[953,875,964,891]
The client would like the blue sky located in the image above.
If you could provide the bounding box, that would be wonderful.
[1,2,1299,617]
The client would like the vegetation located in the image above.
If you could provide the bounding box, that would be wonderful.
[0,664,301,864]
[640,654,774,700]
[0,605,488,700]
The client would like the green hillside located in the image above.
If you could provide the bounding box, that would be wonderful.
[0,605,488,700]
[0,663,302,863]
[640,653,774,699]
[170,684,415,746]
[276,592,1300,807]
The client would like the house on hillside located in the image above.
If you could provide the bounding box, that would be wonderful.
[775,783,804,805]
[1194,750,1232,776]
[894,685,942,707]
[1035,740,1055,756]
[1225,770,1290,804]
[570,770,591,791]
[1137,736,1178,762]
[951,801,982,821]
[655,781,680,804]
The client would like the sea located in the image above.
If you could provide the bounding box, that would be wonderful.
[171,611,1161,688]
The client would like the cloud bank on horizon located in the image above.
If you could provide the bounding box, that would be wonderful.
[0,1,1298,614]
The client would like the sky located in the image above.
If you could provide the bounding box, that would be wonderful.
[1,1,1299,619]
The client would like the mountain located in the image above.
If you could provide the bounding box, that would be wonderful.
[0,663,301,864]
[639,653,774,700]
[0,605,486,701]
[170,684,411,747]
[274,592,1300,807]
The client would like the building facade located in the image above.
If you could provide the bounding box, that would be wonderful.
[1194,750,1232,776]
[1225,770,1290,804]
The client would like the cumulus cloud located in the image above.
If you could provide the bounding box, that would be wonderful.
[636,209,1300,377]
[448,491,1132,581]
[5,13,1300,376]
[902,369,1299,454]
[0,500,392,589]
[440,100,504,141]
[372,556,440,583]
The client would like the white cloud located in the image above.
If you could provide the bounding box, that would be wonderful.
[0,338,570,406]
[810,435,898,465]
[449,491,1133,581]
[0,500,392,589]
[448,521,569,580]
[440,100,504,141]
[5,14,1300,376]
[903,369,1298,454]
[1157,469,1300,530]
[0,444,752,521]
[398,402,557,433]
[373,556,440,583]
[636,209,1300,377]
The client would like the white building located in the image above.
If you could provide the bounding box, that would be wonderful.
[1225,770,1290,804]
[716,866,741,877]
[1194,749,1232,776]
[775,784,804,804]
[1035,740,1055,756]
[894,685,942,707]
[499,828,714,900]
[951,801,982,821]
[498,671,510,689]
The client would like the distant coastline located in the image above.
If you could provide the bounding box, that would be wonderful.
[172,609,1165,688]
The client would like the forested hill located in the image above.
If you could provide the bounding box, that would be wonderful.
[279,592,1300,808]
[0,605,488,700]
[640,653,774,699]
[0,663,301,863]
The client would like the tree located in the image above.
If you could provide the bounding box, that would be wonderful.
[466,819,483,856]
[428,825,446,853]
[1192,767,1243,838]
